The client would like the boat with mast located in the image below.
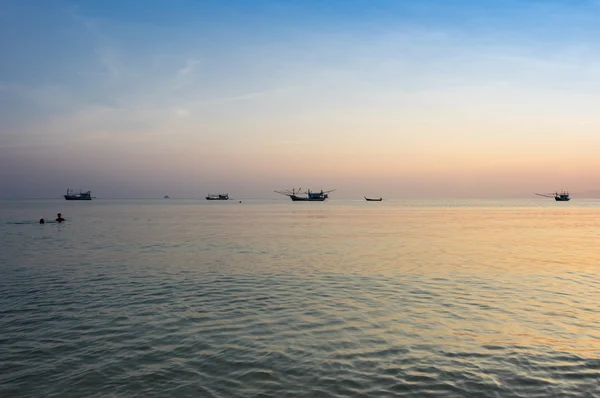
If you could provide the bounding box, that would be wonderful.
[64,189,92,201]
[535,190,570,201]
[275,188,335,201]
[206,193,229,200]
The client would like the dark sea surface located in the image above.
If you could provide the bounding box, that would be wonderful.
[1,198,600,397]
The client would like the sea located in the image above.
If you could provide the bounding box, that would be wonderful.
[1,198,599,397]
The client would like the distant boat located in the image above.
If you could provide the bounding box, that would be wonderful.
[164,195,170,199]
[64,189,92,201]
[206,193,229,200]
[535,190,571,201]
[555,191,570,201]
[365,196,383,201]
[275,188,336,201]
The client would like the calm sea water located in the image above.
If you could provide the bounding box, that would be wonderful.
[1,199,600,397]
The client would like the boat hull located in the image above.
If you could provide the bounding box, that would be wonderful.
[64,195,91,200]
[365,197,382,201]
[555,197,570,201]
[64,189,92,200]
[206,193,229,200]
[290,195,325,201]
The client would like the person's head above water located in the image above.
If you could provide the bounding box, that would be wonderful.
[39,218,45,224]
[56,213,64,222]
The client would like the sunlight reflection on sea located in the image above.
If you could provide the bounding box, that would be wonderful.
[1,199,599,397]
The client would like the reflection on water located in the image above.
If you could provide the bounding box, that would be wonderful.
[1,199,599,397]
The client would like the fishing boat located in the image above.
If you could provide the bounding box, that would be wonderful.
[164,195,170,199]
[364,197,383,202]
[64,189,92,201]
[275,188,335,201]
[535,190,570,201]
[554,191,570,201]
[206,193,229,200]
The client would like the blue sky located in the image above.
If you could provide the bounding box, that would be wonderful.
[1,0,600,198]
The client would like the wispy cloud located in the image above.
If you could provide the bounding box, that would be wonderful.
[0,83,81,111]
[96,46,121,78]
[173,107,190,118]
[67,5,130,79]
[172,58,201,90]
[176,59,200,79]
[194,87,291,106]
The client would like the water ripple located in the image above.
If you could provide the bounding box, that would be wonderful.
[2,201,600,396]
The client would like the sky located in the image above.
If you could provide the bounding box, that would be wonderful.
[1,0,600,199]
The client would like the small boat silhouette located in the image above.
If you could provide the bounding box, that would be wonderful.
[64,189,92,201]
[206,193,229,200]
[534,190,570,201]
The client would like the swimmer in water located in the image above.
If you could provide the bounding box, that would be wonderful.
[56,213,65,223]
[39,218,45,224]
